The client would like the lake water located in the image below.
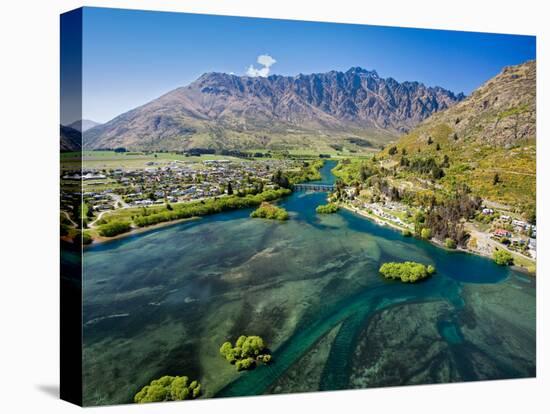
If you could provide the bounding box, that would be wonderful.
[82,160,535,406]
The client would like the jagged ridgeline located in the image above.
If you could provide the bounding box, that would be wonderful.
[83,68,463,152]
[383,60,536,213]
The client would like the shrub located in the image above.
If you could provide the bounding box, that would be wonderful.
[98,220,131,237]
[82,231,93,245]
[134,375,201,403]
[402,230,412,237]
[420,227,432,240]
[236,357,256,371]
[379,261,436,283]
[493,249,513,266]
[219,335,272,371]
[251,202,289,220]
[316,203,339,214]
[445,238,457,249]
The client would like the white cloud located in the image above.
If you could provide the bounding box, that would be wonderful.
[246,54,277,77]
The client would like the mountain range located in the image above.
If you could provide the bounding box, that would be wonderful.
[83,68,464,152]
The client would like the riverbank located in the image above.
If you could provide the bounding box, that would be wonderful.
[85,217,202,246]
[340,203,535,276]
[341,204,410,233]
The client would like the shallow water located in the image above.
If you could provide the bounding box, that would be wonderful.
[82,161,535,405]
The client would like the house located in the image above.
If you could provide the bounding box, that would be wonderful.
[512,219,528,229]
[494,229,511,238]
[500,215,511,221]
[482,208,494,215]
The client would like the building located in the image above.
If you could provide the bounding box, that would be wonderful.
[494,229,511,238]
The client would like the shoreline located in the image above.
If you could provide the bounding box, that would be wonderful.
[84,167,326,248]
[340,204,536,277]
[86,217,201,247]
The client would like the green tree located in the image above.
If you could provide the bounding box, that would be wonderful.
[219,336,271,371]
[227,182,233,195]
[379,261,436,283]
[420,227,432,240]
[134,375,201,403]
[445,238,457,249]
[388,146,398,156]
[493,249,513,266]
[493,173,500,185]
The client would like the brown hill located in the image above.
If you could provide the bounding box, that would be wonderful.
[384,60,536,212]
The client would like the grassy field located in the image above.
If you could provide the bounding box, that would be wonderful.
[61,151,244,170]
[381,122,536,214]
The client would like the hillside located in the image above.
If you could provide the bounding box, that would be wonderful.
[381,60,536,213]
[60,125,82,152]
[68,119,101,132]
[84,67,463,152]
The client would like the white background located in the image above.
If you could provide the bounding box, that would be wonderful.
[0,0,548,412]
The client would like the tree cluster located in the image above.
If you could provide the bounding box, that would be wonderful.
[98,220,131,237]
[219,335,272,371]
[250,202,289,220]
[134,375,201,403]
[493,249,514,266]
[316,203,339,214]
[379,261,436,283]
[131,189,291,228]
[421,188,481,247]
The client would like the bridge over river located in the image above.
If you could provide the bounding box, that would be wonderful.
[293,183,335,192]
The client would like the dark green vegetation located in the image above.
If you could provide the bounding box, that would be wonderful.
[379,261,436,283]
[251,202,289,221]
[493,249,514,266]
[134,375,201,403]
[219,336,272,371]
[316,203,339,214]
[97,220,131,237]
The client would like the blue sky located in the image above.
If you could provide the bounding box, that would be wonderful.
[79,7,535,124]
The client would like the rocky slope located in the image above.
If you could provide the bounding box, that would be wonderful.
[84,68,463,151]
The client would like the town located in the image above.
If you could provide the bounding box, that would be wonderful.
[61,156,303,226]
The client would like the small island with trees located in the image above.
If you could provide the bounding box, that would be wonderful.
[316,203,339,214]
[251,202,289,221]
[379,261,436,283]
[134,375,201,403]
[219,335,272,371]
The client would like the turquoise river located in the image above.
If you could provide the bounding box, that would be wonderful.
[81,160,535,406]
